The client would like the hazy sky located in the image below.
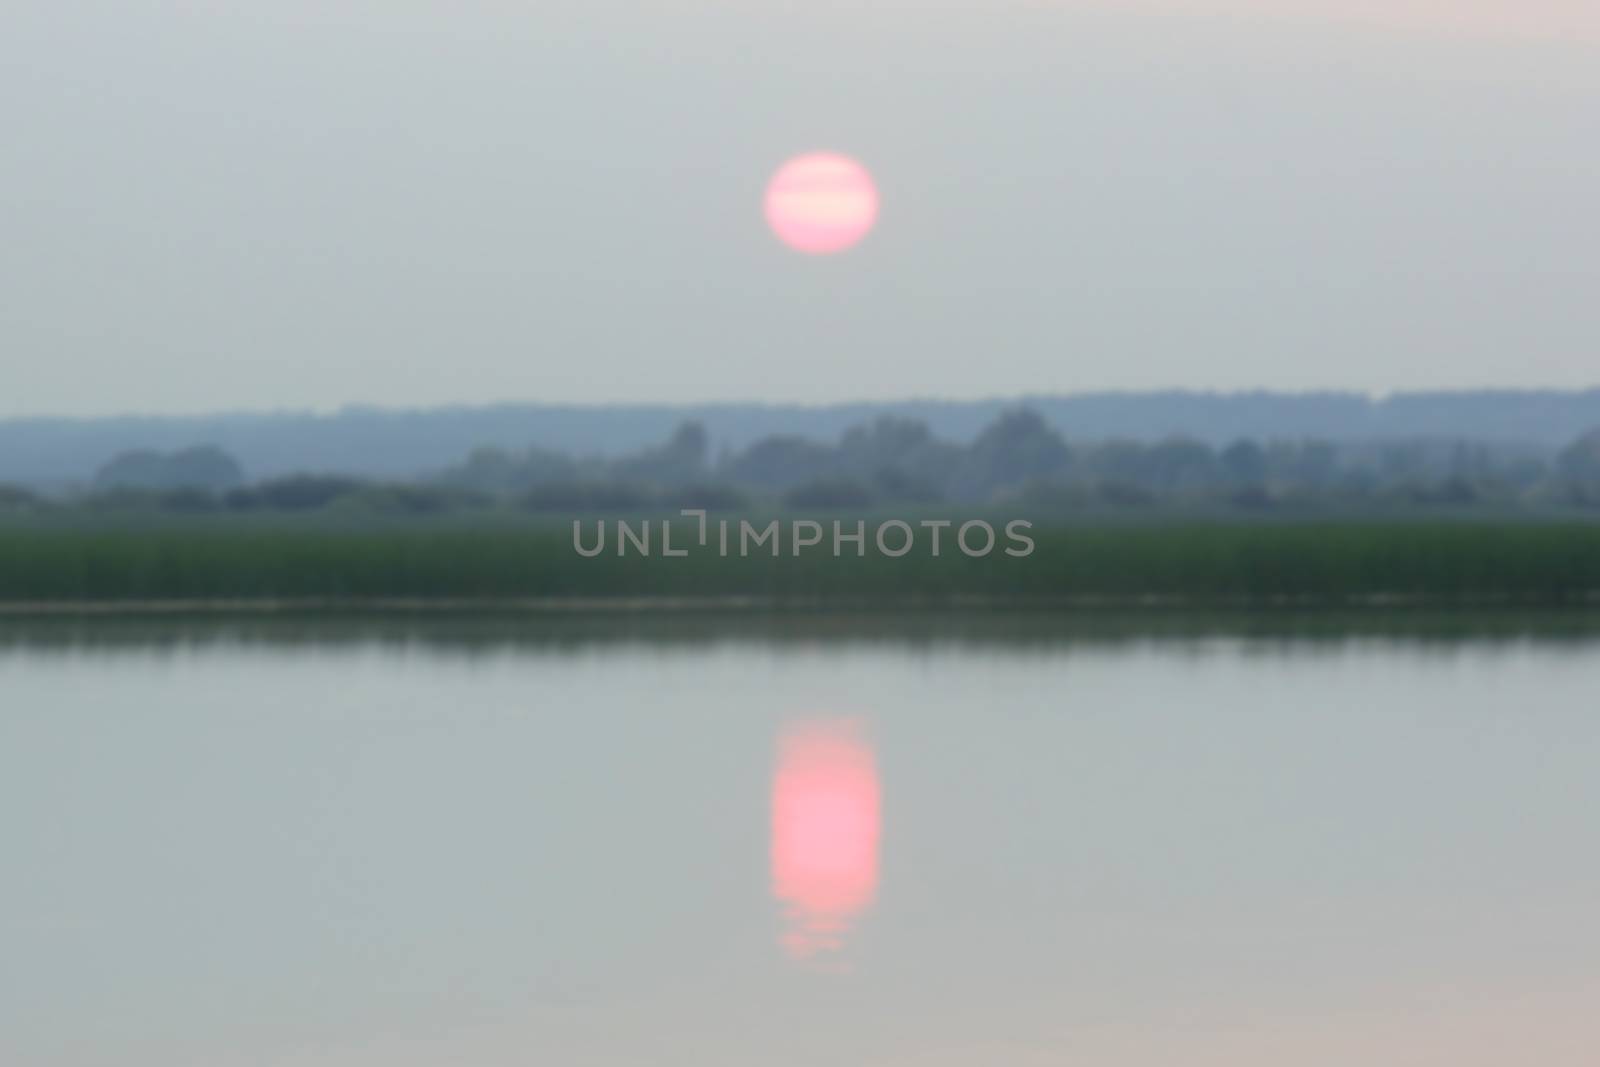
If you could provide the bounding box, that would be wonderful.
[3,1,1597,416]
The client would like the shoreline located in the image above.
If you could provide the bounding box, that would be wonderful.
[3,592,1600,617]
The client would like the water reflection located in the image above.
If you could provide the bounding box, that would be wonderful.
[770,719,881,960]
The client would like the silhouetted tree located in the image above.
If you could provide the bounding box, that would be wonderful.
[950,409,1070,500]
[1558,428,1600,484]
[1221,439,1267,485]
[438,445,578,493]
[95,445,243,492]
[610,421,709,487]
[723,435,840,491]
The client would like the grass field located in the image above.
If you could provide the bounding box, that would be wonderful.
[2,517,1599,607]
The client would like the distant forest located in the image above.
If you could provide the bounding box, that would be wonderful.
[9,408,1600,517]
[8,389,1600,488]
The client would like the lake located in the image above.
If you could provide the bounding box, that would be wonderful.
[3,613,1598,1066]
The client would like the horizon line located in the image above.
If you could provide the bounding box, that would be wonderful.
[10,385,1600,424]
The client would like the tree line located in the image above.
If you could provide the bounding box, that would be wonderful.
[6,411,1600,516]
[434,411,1600,511]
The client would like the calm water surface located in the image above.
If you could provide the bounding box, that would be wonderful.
[3,617,1599,1065]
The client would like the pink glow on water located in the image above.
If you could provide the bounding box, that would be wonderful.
[764,152,880,255]
[770,720,882,959]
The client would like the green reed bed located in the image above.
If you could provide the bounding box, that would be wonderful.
[0,520,1598,607]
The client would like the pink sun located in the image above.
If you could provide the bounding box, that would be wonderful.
[764,152,880,255]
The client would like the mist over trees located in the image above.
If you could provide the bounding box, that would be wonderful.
[1558,429,1600,483]
[420,410,1600,513]
[94,446,244,493]
[9,390,1600,489]
[12,409,1600,517]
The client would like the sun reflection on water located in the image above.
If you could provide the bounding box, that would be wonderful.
[770,719,881,961]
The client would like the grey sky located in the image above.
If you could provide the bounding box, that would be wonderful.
[3,1,1597,417]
